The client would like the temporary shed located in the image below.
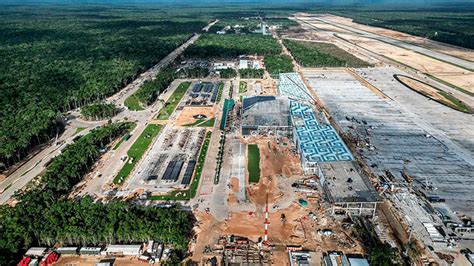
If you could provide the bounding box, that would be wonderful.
[79,247,102,255]
[25,247,47,257]
[56,247,79,255]
[105,244,142,256]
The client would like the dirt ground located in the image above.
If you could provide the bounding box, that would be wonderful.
[174,106,216,126]
[325,15,474,62]
[190,138,365,264]
[55,255,146,266]
[338,32,473,93]
[397,75,467,110]
[296,14,473,93]
[260,79,277,95]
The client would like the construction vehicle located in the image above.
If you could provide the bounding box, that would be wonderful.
[40,252,59,266]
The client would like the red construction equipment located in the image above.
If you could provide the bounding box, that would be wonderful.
[18,257,31,266]
[41,252,59,266]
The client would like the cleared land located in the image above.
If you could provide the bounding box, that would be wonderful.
[330,9,474,50]
[284,39,371,68]
[337,33,474,94]
[304,68,474,216]
[114,124,162,184]
[176,106,216,126]
[157,81,191,120]
[331,15,474,61]
[297,15,474,95]
[247,144,261,183]
[394,74,471,113]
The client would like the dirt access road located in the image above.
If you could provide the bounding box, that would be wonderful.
[295,14,474,96]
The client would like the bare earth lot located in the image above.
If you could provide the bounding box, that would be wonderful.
[295,14,474,94]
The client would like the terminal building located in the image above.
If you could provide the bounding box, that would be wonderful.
[289,100,353,174]
[277,73,378,217]
[318,161,378,217]
[240,96,291,137]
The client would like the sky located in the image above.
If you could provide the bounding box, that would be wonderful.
[2,0,473,3]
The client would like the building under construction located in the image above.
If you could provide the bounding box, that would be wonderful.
[318,161,379,217]
[210,236,271,266]
[240,96,291,137]
[290,100,353,174]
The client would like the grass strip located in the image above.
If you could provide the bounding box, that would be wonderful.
[217,82,224,102]
[156,81,191,120]
[73,127,86,136]
[247,144,261,183]
[114,124,162,184]
[183,117,215,127]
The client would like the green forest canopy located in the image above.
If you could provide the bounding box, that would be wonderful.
[0,5,207,168]
[0,122,195,265]
[185,34,282,59]
[80,103,116,121]
[283,39,371,68]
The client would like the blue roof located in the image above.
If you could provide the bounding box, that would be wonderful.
[290,101,353,163]
[278,73,313,102]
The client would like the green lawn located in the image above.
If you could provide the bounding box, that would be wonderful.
[247,144,261,183]
[150,131,212,201]
[438,91,471,113]
[198,118,216,127]
[156,81,191,120]
[124,94,145,111]
[217,82,224,102]
[73,127,86,136]
[239,81,247,93]
[113,123,136,150]
[114,124,162,184]
[184,117,216,127]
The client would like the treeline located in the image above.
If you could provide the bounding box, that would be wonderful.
[335,9,474,49]
[239,69,264,79]
[0,122,195,265]
[0,5,207,169]
[185,34,282,59]
[135,68,177,106]
[351,216,402,265]
[80,103,117,121]
[264,55,294,74]
[284,39,371,68]
[219,68,238,78]
[178,67,210,78]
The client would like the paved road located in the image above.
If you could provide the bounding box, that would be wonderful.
[298,16,474,71]
[0,27,208,204]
